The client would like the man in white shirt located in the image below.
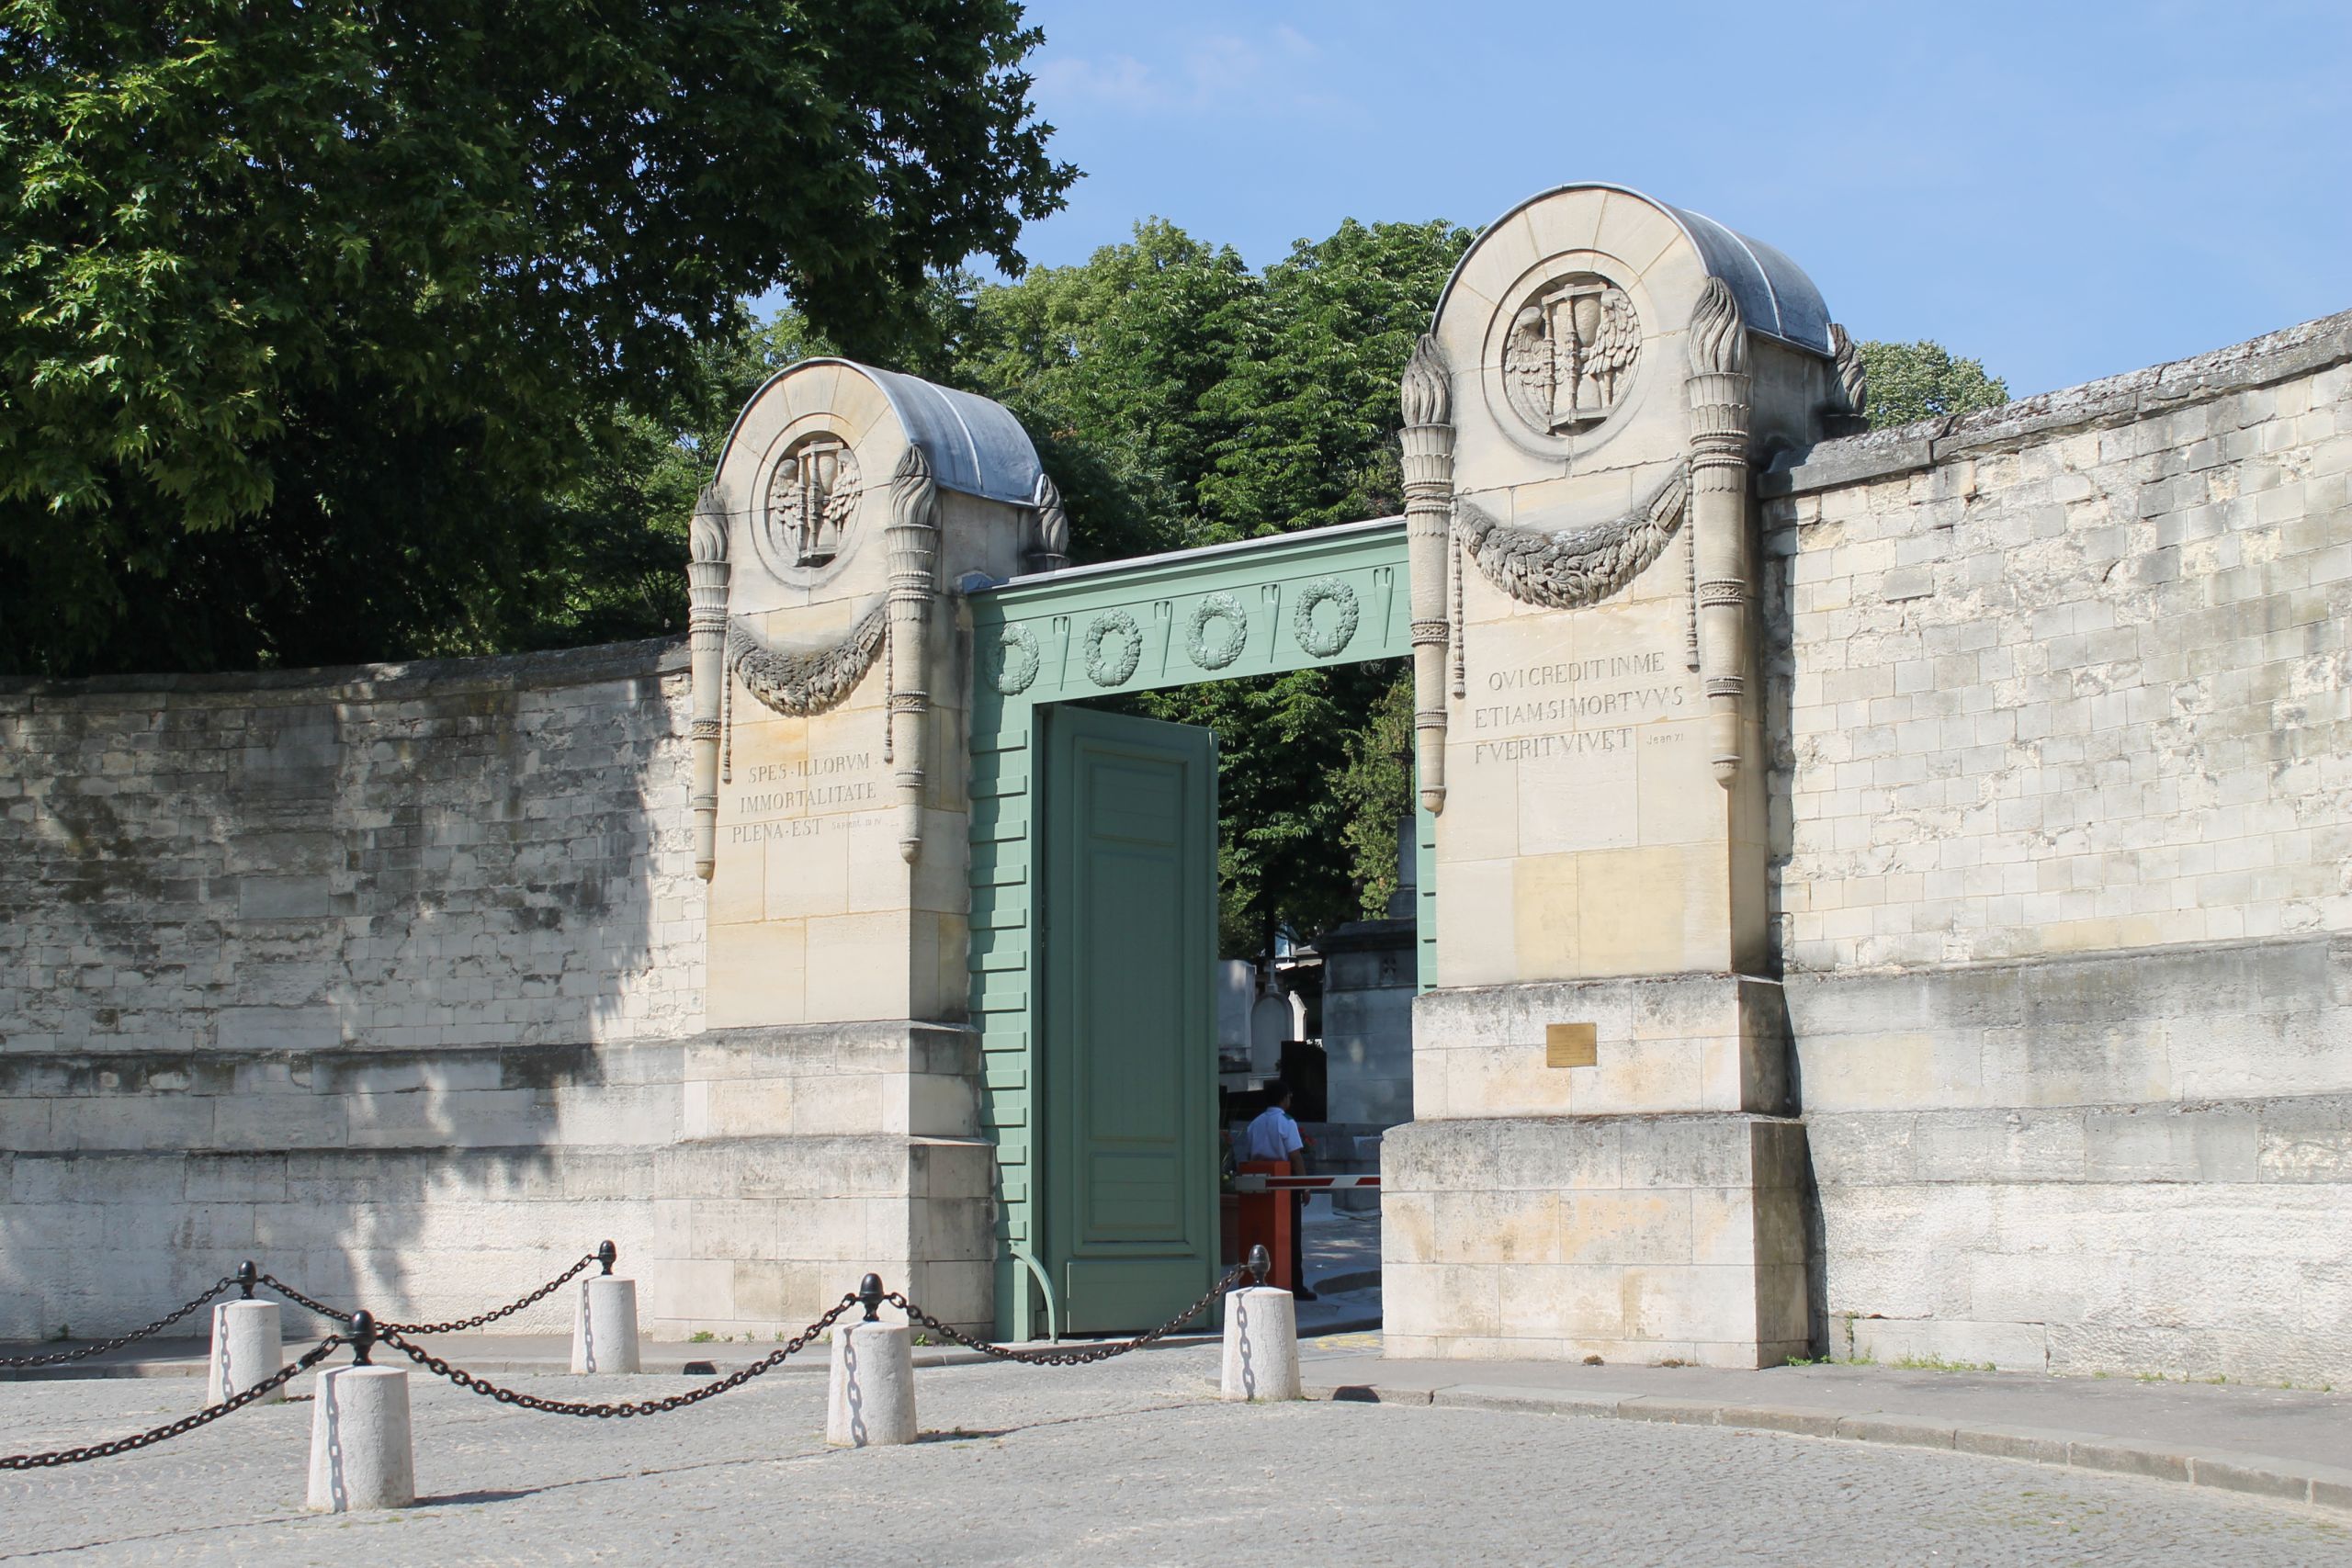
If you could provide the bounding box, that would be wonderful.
[1240,1082,1316,1300]
[1243,1083,1306,1165]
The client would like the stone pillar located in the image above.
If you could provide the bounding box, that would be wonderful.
[1220,1286,1302,1402]
[1686,279,1753,785]
[687,487,729,880]
[826,1318,918,1446]
[884,445,939,863]
[307,1365,416,1512]
[206,1299,284,1406]
[1385,184,1848,1369]
[1399,333,1454,815]
[687,359,1038,1342]
[571,1275,640,1374]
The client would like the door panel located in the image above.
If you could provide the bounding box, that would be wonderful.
[1041,705,1216,1333]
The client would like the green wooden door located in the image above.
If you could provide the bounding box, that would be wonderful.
[1040,704,1217,1333]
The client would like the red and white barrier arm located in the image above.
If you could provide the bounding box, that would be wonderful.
[1231,1173,1382,1193]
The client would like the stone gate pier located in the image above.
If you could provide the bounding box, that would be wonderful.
[1378,186,1829,1365]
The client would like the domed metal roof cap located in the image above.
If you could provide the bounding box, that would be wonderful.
[1436,183,1835,358]
[718,359,1045,506]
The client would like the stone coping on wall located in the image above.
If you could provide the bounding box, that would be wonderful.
[1760,305,2352,502]
[0,633,689,702]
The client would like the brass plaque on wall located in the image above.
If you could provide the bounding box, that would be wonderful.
[1545,1022,1598,1069]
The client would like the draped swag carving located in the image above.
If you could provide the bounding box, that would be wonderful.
[1453,465,1689,611]
[724,604,888,717]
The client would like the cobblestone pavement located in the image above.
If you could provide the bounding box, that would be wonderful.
[4,1346,2346,1565]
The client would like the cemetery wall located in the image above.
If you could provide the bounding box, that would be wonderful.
[0,640,990,1341]
[5,304,2349,1380]
[1763,309,2352,1380]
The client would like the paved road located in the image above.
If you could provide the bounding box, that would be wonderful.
[4,1346,2346,1565]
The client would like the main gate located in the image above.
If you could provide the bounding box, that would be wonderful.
[967,518,1429,1339]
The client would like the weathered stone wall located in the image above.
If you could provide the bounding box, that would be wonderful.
[0,638,705,1056]
[0,643,991,1340]
[1763,309,2352,1382]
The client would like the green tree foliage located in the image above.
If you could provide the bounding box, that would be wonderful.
[939,218,1472,953]
[1858,340,2011,429]
[1331,673,1417,919]
[0,0,1072,675]
[947,220,1261,561]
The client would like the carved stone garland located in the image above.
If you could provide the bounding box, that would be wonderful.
[884,444,940,862]
[1453,466,1688,610]
[1399,333,1453,814]
[724,605,888,716]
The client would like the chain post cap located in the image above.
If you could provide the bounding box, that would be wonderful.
[349,1310,377,1365]
[597,1240,617,1276]
[1247,1244,1271,1288]
[857,1273,886,1323]
[236,1260,257,1299]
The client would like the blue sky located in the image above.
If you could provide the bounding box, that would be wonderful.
[992,0,2350,400]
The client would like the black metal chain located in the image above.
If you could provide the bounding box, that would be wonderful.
[373,1252,598,1335]
[0,1275,239,1369]
[886,1263,1250,1366]
[0,1337,343,1470]
[254,1272,355,1325]
[258,1252,597,1335]
[376,1294,858,1418]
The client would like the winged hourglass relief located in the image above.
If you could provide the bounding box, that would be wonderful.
[1502,276,1641,436]
[763,432,863,569]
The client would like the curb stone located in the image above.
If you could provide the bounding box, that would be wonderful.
[1305,1381,2352,1517]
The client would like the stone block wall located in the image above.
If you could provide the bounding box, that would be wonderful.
[0,1031,994,1346]
[1383,1112,1808,1365]
[1764,312,2352,971]
[1763,309,2352,1382]
[0,644,991,1340]
[0,638,705,1055]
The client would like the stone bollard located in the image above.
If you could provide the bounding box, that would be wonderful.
[571,1242,639,1374]
[1222,1248,1302,1402]
[826,1275,918,1448]
[207,1296,285,1406]
[307,1314,415,1513]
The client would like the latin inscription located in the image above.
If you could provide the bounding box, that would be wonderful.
[1473,728,1634,764]
[1469,649,1689,764]
[724,750,879,841]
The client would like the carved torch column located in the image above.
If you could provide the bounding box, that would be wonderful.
[687,486,730,880]
[884,444,940,863]
[1399,333,1454,814]
[1686,279,1754,785]
[1027,472,1071,575]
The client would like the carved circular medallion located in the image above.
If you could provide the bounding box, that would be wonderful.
[1184,592,1249,670]
[752,428,863,580]
[1292,578,1360,658]
[1498,272,1641,438]
[1081,609,1143,687]
[994,623,1041,695]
